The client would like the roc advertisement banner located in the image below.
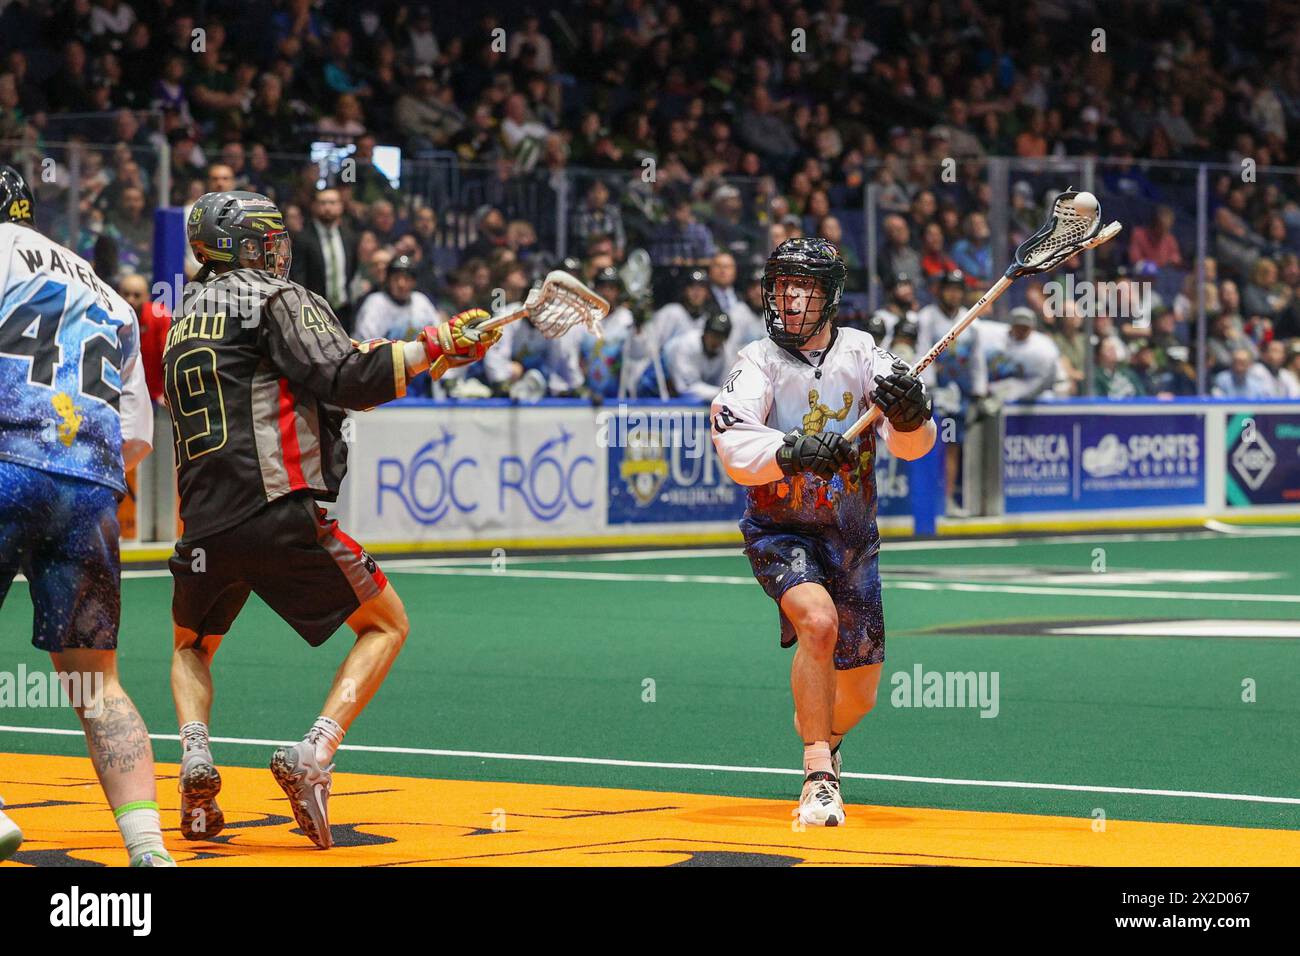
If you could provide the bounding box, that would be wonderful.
[341,405,603,541]
[1225,412,1300,507]
[1002,411,1205,512]
[339,403,926,542]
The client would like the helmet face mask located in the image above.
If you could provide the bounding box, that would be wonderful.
[938,269,965,309]
[766,274,830,344]
[762,237,846,349]
[189,191,291,279]
[385,255,416,302]
[252,230,292,279]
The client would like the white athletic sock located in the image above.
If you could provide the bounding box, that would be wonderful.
[115,802,166,862]
[180,720,210,754]
[305,716,345,764]
[803,741,833,777]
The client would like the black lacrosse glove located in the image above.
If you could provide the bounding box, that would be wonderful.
[872,360,932,432]
[776,429,857,480]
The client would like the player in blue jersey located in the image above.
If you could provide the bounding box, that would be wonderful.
[0,165,173,866]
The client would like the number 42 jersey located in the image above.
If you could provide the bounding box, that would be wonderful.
[163,269,407,543]
[0,221,150,494]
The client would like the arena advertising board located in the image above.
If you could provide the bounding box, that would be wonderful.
[1002,411,1205,512]
[600,405,920,524]
[873,441,918,519]
[601,405,742,524]
[1225,412,1300,507]
[341,405,603,540]
[340,404,924,541]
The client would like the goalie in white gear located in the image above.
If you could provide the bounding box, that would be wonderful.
[710,237,936,826]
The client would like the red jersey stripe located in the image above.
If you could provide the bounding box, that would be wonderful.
[277,378,307,490]
[323,514,388,591]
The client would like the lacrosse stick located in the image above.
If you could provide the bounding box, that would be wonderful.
[430,270,610,378]
[843,188,1122,441]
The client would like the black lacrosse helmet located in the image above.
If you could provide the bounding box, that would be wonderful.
[388,253,416,275]
[593,265,624,295]
[703,311,733,339]
[0,165,35,225]
[188,190,291,280]
[762,237,847,349]
[702,311,733,357]
[864,312,887,341]
[894,316,919,341]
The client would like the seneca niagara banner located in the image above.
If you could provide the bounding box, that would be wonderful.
[1002,411,1206,513]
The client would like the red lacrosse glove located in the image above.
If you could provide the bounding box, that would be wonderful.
[419,309,502,367]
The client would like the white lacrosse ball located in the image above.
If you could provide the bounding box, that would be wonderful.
[1072,191,1099,217]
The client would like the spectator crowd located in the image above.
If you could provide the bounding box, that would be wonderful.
[3,0,1300,404]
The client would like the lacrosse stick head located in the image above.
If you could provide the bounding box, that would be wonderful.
[525,270,610,338]
[1008,187,1122,277]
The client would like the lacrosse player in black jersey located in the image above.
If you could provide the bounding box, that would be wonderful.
[163,191,501,849]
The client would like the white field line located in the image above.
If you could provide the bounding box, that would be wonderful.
[386,565,1300,603]
[886,580,1300,604]
[1203,519,1300,537]
[399,566,754,585]
[1,724,1296,807]
[102,526,1300,580]
[108,562,1299,599]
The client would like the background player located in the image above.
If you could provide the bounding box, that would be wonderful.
[167,191,501,849]
[0,165,172,866]
[916,270,988,515]
[711,238,936,826]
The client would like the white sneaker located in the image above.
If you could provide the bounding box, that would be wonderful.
[270,741,334,849]
[129,848,177,867]
[831,745,842,781]
[0,798,24,862]
[798,772,846,827]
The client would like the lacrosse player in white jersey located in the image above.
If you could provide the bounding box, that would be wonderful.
[665,312,733,400]
[711,238,937,826]
[917,270,988,514]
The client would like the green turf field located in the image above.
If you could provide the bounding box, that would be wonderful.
[3,528,1298,832]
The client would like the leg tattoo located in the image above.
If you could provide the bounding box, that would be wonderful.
[84,695,151,775]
